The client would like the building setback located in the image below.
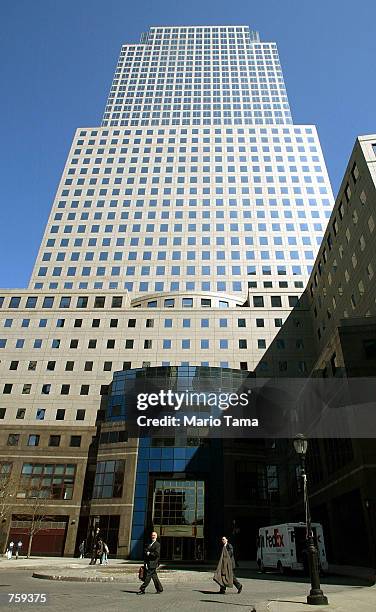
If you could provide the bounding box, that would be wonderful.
[0,25,339,560]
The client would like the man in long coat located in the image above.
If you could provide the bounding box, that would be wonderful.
[213,536,243,594]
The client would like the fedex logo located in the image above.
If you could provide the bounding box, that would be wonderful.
[265,529,284,548]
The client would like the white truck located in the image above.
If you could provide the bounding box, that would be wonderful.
[257,522,328,574]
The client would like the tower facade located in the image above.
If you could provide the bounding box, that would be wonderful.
[0,26,333,558]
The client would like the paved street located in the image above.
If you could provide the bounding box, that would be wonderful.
[0,563,375,612]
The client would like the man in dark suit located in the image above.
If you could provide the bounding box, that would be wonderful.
[137,531,163,594]
[89,527,101,565]
[219,536,243,594]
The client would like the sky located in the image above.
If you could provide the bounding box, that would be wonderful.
[1,0,375,288]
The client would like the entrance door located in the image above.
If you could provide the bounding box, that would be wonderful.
[172,537,183,560]
[152,479,205,561]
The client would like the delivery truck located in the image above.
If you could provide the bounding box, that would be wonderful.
[257,522,328,574]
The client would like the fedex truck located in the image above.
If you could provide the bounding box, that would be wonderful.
[257,522,328,574]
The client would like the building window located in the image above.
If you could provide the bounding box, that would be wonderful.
[256,319,264,327]
[18,463,76,500]
[70,435,81,448]
[94,296,106,308]
[253,296,264,307]
[56,409,65,420]
[49,435,61,447]
[7,434,19,446]
[271,296,282,307]
[80,385,90,395]
[288,296,299,307]
[16,409,26,419]
[27,435,40,447]
[93,460,125,499]
[77,296,88,308]
[76,409,86,421]
[239,339,247,349]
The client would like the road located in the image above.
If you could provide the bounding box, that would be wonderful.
[0,568,368,612]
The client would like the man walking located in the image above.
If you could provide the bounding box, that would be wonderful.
[89,527,101,565]
[137,531,163,594]
[214,536,243,594]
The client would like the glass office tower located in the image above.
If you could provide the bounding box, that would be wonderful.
[0,26,334,558]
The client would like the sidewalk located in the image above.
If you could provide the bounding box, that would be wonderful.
[267,584,376,612]
[0,556,373,579]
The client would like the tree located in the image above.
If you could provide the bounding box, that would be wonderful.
[24,495,48,558]
[0,464,17,553]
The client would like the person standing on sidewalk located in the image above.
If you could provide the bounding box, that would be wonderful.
[79,540,86,559]
[137,531,163,594]
[101,542,109,565]
[7,541,14,559]
[213,536,243,594]
[15,541,23,559]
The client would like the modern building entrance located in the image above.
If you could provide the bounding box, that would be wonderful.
[152,479,205,560]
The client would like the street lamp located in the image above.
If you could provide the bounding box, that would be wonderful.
[293,434,328,606]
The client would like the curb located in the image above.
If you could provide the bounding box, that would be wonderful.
[33,573,116,583]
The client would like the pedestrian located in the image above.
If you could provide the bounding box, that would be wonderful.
[90,528,100,565]
[101,541,109,565]
[79,540,85,559]
[97,539,104,564]
[213,536,243,594]
[15,541,22,559]
[7,541,14,560]
[137,531,163,594]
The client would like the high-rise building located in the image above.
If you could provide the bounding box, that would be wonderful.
[0,26,334,559]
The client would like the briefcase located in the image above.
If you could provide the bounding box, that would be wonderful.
[138,565,145,581]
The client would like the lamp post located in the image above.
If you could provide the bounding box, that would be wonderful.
[293,434,328,606]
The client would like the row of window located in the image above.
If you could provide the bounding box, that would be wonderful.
[0,407,85,421]
[33,278,310,292]
[1,333,303,354]
[1,314,290,329]
[76,126,314,139]
[6,433,82,448]
[0,295,123,310]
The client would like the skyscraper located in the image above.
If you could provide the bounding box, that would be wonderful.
[0,26,334,558]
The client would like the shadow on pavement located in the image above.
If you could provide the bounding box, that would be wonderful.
[233,569,373,587]
[268,600,310,607]
[199,601,255,609]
